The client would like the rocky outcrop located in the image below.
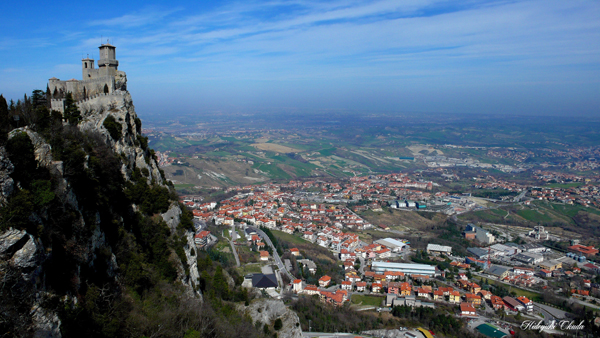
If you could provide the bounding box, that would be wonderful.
[31,302,62,338]
[162,204,203,300]
[0,228,45,287]
[239,299,302,338]
[0,146,14,205]
[77,90,163,185]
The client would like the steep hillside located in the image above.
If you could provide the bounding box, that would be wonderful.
[0,89,268,337]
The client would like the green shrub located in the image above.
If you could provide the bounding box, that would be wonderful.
[103,115,122,140]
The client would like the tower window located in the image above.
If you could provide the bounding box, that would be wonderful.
[85,62,87,68]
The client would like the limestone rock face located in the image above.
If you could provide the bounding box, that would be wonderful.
[162,203,182,233]
[77,90,163,186]
[161,204,203,299]
[0,228,45,285]
[240,299,302,338]
[10,233,40,269]
[31,302,62,338]
[0,146,14,205]
[0,228,27,255]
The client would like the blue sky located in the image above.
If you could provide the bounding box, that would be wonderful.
[1,0,599,117]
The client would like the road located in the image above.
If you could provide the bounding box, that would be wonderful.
[514,189,528,202]
[302,333,362,337]
[250,226,295,281]
[229,224,240,267]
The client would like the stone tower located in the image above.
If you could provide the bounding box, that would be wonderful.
[82,56,95,79]
[98,43,119,74]
[49,42,127,113]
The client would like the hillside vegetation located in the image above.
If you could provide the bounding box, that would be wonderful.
[0,92,268,337]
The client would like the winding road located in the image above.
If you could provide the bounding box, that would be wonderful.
[249,226,295,281]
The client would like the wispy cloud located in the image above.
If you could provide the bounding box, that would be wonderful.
[88,7,183,28]
[2,0,599,115]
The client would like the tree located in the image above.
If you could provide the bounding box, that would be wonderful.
[274,318,283,331]
[63,93,81,124]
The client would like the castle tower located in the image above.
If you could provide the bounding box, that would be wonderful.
[98,43,118,70]
[82,56,95,79]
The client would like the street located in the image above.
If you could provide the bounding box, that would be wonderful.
[249,226,296,281]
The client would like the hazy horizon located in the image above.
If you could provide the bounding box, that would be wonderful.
[1,0,599,118]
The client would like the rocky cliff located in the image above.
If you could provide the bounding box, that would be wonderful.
[0,81,202,337]
[239,299,303,338]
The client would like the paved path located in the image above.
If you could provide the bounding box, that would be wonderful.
[229,225,240,267]
[250,226,295,281]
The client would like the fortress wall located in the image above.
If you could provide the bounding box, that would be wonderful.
[49,76,116,101]
[76,92,127,114]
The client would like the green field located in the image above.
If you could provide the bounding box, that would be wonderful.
[236,263,263,276]
[544,182,585,189]
[350,294,384,307]
[271,230,310,245]
[516,209,553,223]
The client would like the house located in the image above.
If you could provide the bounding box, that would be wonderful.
[460,302,477,316]
[416,288,431,299]
[539,269,552,278]
[319,275,332,287]
[356,281,367,292]
[302,285,319,295]
[290,248,300,256]
[439,287,453,296]
[468,283,481,294]
[345,271,361,283]
[194,231,211,246]
[465,293,482,305]
[490,295,505,310]
[372,282,382,293]
[433,290,444,301]
[517,296,533,313]
[384,271,405,281]
[449,291,461,303]
[303,231,316,242]
[478,290,492,300]
[388,282,401,295]
[260,251,269,261]
[457,280,470,289]
[293,279,304,293]
[400,282,412,296]
[341,281,353,291]
[319,290,346,306]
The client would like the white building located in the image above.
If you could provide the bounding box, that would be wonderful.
[426,244,452,255]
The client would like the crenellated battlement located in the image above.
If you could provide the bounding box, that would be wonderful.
[48,43,126,108]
